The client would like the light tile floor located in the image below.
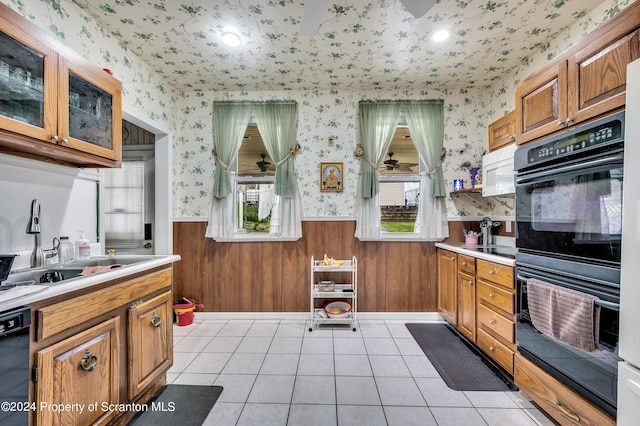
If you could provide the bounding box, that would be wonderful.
[169,318,557,426]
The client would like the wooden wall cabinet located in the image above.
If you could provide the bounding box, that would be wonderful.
[437,249,457,325]
[516,2,640,145]
[488,111,515,152]
[31,267,174,425]
[0,4,122,168]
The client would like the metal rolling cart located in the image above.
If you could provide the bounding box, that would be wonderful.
[309,255,357,332]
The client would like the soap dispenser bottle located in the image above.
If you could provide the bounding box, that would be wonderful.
[75,230,91,260]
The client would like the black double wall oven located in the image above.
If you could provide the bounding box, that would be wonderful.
[514,111,624,417]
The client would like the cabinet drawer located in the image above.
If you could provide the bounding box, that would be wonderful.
[458,254,476,275]
[477,259,514,289]
[477,280,515,315]
[477,303,515,343]
[477,327,514,374]
[515,353,615,425]
[37,268,172,341]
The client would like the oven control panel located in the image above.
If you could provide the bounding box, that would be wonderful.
[526,118,623,165]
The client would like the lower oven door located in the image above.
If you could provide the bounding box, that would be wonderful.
[516,265,620,416]
[515,151,623,265]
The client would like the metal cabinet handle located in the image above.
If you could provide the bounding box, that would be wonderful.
[489,346,496,352]
[565,117,574,125]
[555,400,580,422]
[61,137,69,144]
[557,120,564,127]
[509,134,516,140]
[151,311,163,328]
[52,134,59,142]
[489,293,495,298]
[450,256,455,260]
[489,270,496,275]
[468,280,473,285]
[80,349,98,371]
[489,319,496,324]
[462,261,467,267]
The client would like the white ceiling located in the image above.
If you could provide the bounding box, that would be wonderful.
[71,0,604,92]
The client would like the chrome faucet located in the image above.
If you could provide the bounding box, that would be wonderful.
[26,200,58,267]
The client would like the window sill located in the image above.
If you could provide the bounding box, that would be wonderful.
[358,233,445,242]
[214,234,300,243]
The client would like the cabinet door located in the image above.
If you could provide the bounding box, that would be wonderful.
[437,250,457,325]
[35,317,120,426]
[515,60,568,144]
[568,28,639,124]
[58,56,122,163]
[128,291,173,399]
[457,272,476,341]
[488,111,515,152]
[0,9,57,143]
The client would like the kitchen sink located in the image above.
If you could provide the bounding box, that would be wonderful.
[1,255,162,286]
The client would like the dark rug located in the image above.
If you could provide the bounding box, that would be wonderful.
[128,384,223,425]
[405,323,518,392]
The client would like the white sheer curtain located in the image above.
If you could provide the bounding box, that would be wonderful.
[354,101,402,240]
[206,102,252,240]
[403,100,448,240]
[254,101,302,239]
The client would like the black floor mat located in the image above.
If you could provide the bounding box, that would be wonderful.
[406,323,518,392]
[128,384,223,425]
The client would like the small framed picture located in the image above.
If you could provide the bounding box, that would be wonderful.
[320,162,343,192]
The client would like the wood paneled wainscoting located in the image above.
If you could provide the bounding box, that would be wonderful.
[172,220,438,313]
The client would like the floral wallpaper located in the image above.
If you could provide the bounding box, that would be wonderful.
[172,87,495,218]
[2,0,634,221]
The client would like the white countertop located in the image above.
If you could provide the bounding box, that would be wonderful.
[0,254,180,312]
[435,242,516,266]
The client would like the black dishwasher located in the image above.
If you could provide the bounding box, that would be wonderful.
[0,306,31,426]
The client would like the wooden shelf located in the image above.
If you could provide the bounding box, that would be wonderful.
[450,188,482,195]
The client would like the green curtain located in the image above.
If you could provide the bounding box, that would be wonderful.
[254,101,299,198]
[357,101,402,198]
[211,102,253,199]
[402,100,445,197]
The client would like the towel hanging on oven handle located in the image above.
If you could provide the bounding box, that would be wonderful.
[516,272,620,311]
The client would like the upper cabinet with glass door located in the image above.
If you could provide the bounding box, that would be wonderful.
[0,4,122,168]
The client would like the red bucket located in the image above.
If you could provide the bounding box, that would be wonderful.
[173,298,203,327]
[175,309,194,326]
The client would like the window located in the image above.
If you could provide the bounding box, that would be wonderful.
[379,125,421,233]
[235,124,275,234]
[103,160,145,243]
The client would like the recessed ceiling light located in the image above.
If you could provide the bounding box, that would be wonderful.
[432,30,450,42]
[222,31,242,47]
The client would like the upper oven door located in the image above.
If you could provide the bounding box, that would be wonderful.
[515,150,623,265]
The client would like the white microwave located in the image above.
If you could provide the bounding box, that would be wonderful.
[482,143,516,196]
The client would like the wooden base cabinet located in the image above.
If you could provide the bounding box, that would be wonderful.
[514,353,615,426]
[437,249,457,325]
[456,252,476,341]
[34,317,120,426]
[128,291,173,399]
[30,266,175,426]
[476,259,516,375]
